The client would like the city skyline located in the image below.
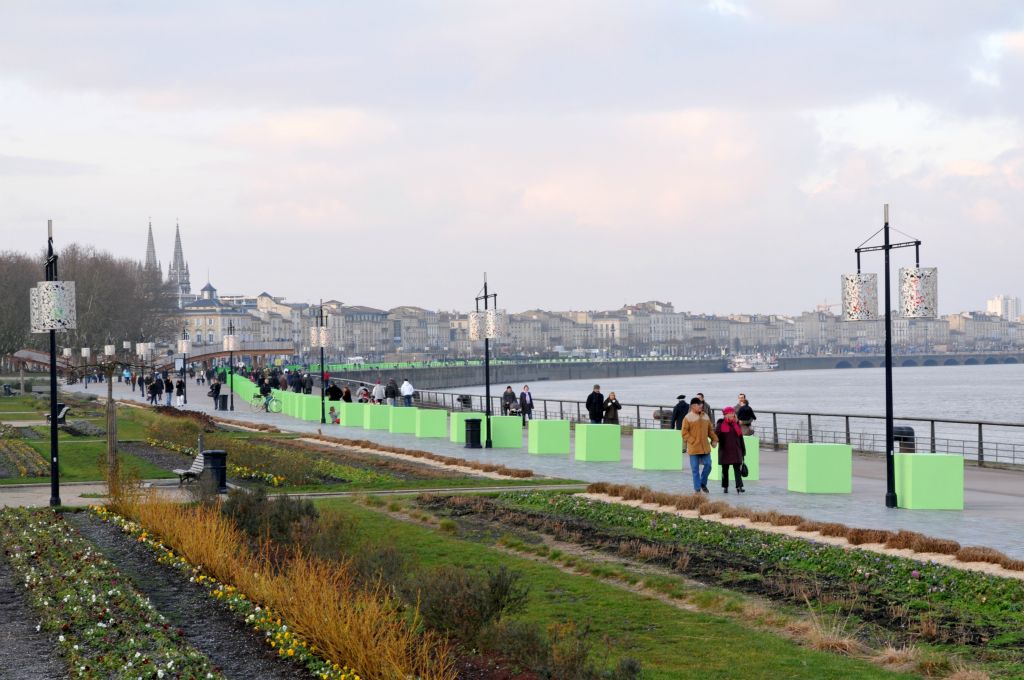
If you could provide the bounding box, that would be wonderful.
[2,3,1023,313]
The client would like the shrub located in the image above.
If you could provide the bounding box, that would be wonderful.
[221,487,318,545]
[410,565,530,645]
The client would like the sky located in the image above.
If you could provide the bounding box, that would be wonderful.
[1,1,1023,315]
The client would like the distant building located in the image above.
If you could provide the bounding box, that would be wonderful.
[986,295,1021,322]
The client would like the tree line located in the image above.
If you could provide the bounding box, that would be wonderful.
[0,245,178,358]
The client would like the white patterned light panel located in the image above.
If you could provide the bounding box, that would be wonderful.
[29,281,77,333]
[841,273,878,321]
[899,267,938,318]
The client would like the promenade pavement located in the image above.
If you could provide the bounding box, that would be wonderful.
[58,380,1024,559]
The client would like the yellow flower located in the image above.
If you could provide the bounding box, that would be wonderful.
[287,649,294,657]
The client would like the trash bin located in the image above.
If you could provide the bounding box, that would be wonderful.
[464,418,482,449]
[2,385,11,397]
[202,449,228,493]
[218,394,229,411]
[893,426,915,453]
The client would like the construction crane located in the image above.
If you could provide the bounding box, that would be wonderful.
[816,300,840,313]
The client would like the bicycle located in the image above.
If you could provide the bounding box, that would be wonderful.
[249,394,282,413]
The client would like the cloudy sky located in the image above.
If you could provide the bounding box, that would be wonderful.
[2,1,1022,315]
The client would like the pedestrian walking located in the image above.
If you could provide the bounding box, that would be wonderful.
[715,406,746,493]
[341,386,353,402]
[328,406,340,424]
[371,380,386,404]
[175,378,185,407]
[400,378,415,407]
[147,378,158,405]
[154,376,165,405]
[326,381,343,401]
[682,397,718,493]
[501,386,517,415]
[670,394,688,430]
[696,392,714,422]
[164,377,173,406]
[585,385,604,424]
[210,379,221,410]
[384,379,399,406]
[519,385,534,424]
[602,392,622,424]
[735,393,756,436]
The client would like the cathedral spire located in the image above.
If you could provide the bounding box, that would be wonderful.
[144,218,158,271]
[168,219,191,295]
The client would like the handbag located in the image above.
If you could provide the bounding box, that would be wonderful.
[206,389,215,397]
[740,462,749,478]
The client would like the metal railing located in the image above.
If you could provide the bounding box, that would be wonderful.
[412,389,1024,467]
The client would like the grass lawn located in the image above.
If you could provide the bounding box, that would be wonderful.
[1,440,176,483]
[314,499,913,680]
[0,396,43,412]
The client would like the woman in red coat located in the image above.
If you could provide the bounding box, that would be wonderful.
[715,406,746,493]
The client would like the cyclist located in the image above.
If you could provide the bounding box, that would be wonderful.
[259,381,274,412]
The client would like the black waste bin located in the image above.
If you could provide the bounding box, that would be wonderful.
[202,449,228,493]
[2,384,12,397]
[893,426,915,453]
[464,418,482,449]
[218,394,229,411]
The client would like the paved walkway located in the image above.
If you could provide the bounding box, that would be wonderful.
[52,381,1024,559]
[0,480,187,508]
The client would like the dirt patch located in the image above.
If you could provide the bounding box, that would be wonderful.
[299,437,511,480]
[0,556,66,679]
[118,441,192,472]
[66,512,308,680]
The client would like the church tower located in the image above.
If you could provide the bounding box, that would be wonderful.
[167,221,191,295]
[144,219,160,272]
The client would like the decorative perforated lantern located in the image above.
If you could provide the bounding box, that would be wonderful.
[467,312,484,341]
[62,347,72,358]
[123,340,132,350]
[223,334,238,352]
[177,338,191,354]
[309,326,328,348]
[899,267,938,318]
[484,309,508,339]
[80,347,91,359]
[29,281,77,333]
[104,344,116,357]
[841,273,878,321]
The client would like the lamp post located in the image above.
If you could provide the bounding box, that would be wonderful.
[472,275,506,449]
[224,321,236,411]
[179,327,190,405]
[844,204,934,508]
[314,301,327,424]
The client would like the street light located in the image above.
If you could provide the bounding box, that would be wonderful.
[178,327,191,405]
[843,204,936,508]
[311,301,328,424]
[470,274,507,449]
[224,321,237,411]
[28,220,77,507]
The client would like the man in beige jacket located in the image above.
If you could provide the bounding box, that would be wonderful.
[682,397,718,493]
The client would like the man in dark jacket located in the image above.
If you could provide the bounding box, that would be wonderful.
[585,384,604,424]
[670,394,688,429]
[384,379,399,406]
[326,381,343,401]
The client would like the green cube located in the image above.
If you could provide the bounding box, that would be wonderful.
[363,404,391,430]
[339,402,365,427]
[450,412,485,443]
[895,453,964,510]
[787,443,852,493]
[415,409,448,438]
[300,395,324,421]
[488,415,523,448]
[528,420,570,455]
[575,424,621,462]
[632,429,682,470]
[389,406,418,434]
[708,436,760,481]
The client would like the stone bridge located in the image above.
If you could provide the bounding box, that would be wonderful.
[778,352,1024,371]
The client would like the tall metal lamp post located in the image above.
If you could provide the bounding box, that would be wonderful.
[29,220,77,507]
[470,275,506,449]
[843,204,936,508]
[178,328,190,405]
[311,300,328,424]
[223,322,237,411]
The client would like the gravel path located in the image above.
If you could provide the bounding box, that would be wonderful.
[67,513,308,680]
[0,557,67,679]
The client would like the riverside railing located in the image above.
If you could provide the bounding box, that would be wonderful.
[411,389,1024,467]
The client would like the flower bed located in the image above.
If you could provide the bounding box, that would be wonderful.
[0,438,49,477]
[435,491,1024,656]
[0,507,222,679]
[91,506,359,680]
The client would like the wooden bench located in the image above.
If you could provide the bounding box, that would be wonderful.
[172,452,205,485]
[45,405,71,425]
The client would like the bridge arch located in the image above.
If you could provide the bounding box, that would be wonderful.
[923,359,938,366]
[943,358,959,366]
[857,360,874,368]
[835,360,852,369]
[901,359,918,367]
[1005,357,1019,364]
[984,357,999,365]
[964,357,980,365]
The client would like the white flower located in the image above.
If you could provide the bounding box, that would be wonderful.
[58,635,65,642]
[157,671,165,678]
[35,624,40,632]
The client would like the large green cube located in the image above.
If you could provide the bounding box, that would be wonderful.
[895,453,964,510]
[488,415,523,448]
[708,436,761,481]
[339,402,365,427]
[389,406,418,434]
[787,443,852,493]
[415,409,448,438]
[528,420,570,455]
[450,412,485,443]
[574,424,621,462]
[300,395,324,421]
[632,429,682,470]
[363,404,391,430]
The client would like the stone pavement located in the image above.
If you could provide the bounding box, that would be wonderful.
[0,480,187,508]
[57,380,1024,559]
